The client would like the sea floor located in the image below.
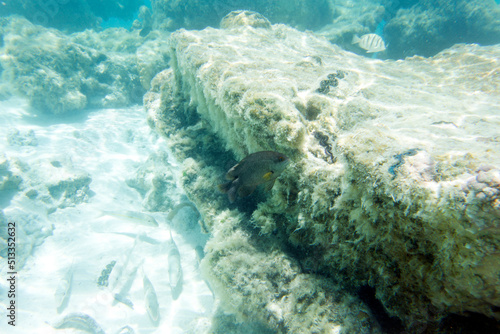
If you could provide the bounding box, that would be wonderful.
[0,97,213,333]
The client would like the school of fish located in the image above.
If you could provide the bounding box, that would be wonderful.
[51,202,207,333]
[52,153,291,331]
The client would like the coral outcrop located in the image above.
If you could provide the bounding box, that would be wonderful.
[317,0,385,55]
[0,153,90,269]
[383,0,500,58]
[126,151,179,212]
[0,16,170,114]
[151,0,332,31]
[145,10,500,332]
[318,0,500,60]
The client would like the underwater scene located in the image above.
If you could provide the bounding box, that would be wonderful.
[0,1,499,333]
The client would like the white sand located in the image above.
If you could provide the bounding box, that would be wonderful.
[0,98,213,333]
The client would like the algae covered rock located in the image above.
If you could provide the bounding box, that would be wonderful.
[220,10,272,29]
[0,154,22,192]
[146,10,500,332]
[126,151,179,212]
[21,158,93,212]
[316,0,385,56]
[0,16,170,114]
[136,39,171,90]
[151,0,333,31]
[0,208,53,270]
[317,0,500,60]
[0,17,98,113]
[384,0,500,58]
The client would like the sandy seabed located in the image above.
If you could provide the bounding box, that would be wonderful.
[0,98,213,334]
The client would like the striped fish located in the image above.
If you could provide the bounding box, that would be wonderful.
[352,34,386,53]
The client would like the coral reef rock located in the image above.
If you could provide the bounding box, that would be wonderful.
[0,154,87,269]
[220,10,272,30]
[21,158,93,213]
[126,151,179,212]
[384,0,500,59]
[0,208,53,270]
[0,16,170,114]
[317,0,385,55]
[145,10,500,333]
[319,0,500,60]
[151,0,332,31]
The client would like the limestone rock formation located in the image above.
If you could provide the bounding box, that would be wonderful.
[151,0,332,31]
[384,0,500,58]
[0,16,170,114]
[145,10,500,332]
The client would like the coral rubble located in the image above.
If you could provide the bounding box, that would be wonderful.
[145,10,500,332]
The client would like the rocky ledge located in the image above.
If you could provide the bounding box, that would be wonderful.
[145,11,500,333]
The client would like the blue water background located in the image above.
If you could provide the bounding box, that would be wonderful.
[101,0,151,29]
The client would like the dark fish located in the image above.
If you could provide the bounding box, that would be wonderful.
[219,151,290,203]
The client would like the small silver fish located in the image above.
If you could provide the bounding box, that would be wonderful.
[52,312,105,334]
[99,231,162,245]
[101,210,159,227]
[219,151,290,203]
[112,260,143,309]
[108,237,139,289]
[143,273,160,325]
[54,263,74,313]
[168,230,183,300]
[352,34,386,53]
